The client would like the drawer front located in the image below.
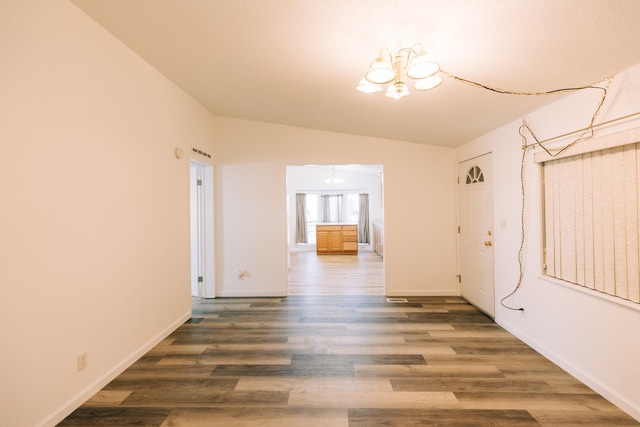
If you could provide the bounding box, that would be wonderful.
[316,225,342,232]
[342,225,357,232]
[342,231,357,242]
[343,242,358,251]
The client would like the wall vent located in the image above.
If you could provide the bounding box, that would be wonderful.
[191,146,212,159]
[386,297,408,303]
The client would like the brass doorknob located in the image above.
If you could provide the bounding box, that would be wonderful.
[484,241,493,247]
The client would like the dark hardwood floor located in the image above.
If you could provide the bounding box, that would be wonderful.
[59,295,638,426]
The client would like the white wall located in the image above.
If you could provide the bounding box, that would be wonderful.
[213,117,457,297]
[0,2,216,426]
[457,63,640,420]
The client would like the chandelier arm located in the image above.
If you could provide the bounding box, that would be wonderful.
[391,62,399,84]
[408,42,423,58]
[379,46,392,62]
[394,46,414,68]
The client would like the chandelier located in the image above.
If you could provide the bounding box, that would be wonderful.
[357,43,443,99]
[324,166,344,184]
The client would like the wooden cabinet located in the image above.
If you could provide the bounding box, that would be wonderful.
[341,227,358,252]
[316,224,358,254]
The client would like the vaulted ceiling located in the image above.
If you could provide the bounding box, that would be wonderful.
[70,0,640,147]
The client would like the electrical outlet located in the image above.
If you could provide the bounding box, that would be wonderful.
[77,351,88,371]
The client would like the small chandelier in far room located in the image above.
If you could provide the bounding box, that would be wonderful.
[357,43,443,99]
[324,166,344,184]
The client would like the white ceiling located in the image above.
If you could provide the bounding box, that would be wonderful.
[70,0,640,148]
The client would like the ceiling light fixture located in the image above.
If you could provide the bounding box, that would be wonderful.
[357,44,443,99]
[324,166,344,184]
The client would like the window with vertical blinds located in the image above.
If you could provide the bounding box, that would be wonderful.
[541,140,639,304]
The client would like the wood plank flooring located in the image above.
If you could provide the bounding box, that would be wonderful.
[59,295,639,426]
[288,250,384,295]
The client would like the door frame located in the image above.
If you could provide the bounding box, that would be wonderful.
[284,164,385,295]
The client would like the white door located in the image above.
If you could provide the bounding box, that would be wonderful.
[190,161,215,298]
[459,154,494,317]
[190,163,204,297]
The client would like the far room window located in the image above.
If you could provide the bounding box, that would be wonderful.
[539,135,639,304]
[297,192,370,245]
[321,194,344,223]
[306,194,319,223]
[305,194,319,244]
[346,193,359,222]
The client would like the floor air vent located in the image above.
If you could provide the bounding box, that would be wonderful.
[386,297,408,303]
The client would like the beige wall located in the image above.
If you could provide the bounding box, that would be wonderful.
[457,63,640,420]
[212,117,458,297]
[0,1,215,426]
[0,3,457,425]
[3,1,637,423]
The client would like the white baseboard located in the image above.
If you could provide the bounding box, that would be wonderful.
[498,317,640,422]
[385,290,459,297]
[41,310,192,427]
[217,290,287,298]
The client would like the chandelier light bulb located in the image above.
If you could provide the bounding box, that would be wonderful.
[385,81,410,99]
[408,60,440,79]
[325,177,344,184]
[407,51,440,79]
[356,78,382,93]
[365,57,395,84]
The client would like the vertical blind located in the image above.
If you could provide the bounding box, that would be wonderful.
[542,142,639,303]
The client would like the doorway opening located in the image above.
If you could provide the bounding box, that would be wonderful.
[190,160,215,299]
[285,164,385,295]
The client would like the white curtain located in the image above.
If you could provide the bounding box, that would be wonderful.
[295,193,307,243]
[321,194,343,223]
[358,193,370,243]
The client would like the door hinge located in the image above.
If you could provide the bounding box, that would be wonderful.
[457,226,461,234]
[456,274,461,283]
[197,276,203,283]
[457,176,460,184]
[196,179,202,186]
